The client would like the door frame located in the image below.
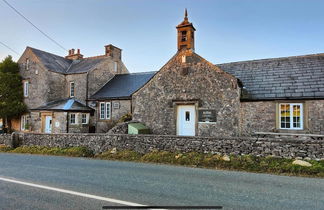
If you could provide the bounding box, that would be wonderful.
[41,112,53,133]
[176,103,198,136]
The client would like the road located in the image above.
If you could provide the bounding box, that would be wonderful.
[0,153,323,210]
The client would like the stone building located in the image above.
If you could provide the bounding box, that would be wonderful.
[132,10,324,136]
[12,10,324,136]
[15,45,129,133]
[89,72,155,132]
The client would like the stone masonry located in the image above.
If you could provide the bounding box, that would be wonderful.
[9,132,324,160]
[132,50,241,137]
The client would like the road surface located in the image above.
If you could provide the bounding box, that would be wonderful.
[0,153,323,209]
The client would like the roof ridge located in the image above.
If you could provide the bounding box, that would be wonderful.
[120,71,156,75]
[216,52,324,65]
[27,46,66,59]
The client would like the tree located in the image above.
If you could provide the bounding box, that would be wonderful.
[0,56,26,131]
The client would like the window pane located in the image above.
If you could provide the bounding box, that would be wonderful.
[106,103,110,119]
[70,114,75,124]
[100,103,105,119]
[82,114,87,124]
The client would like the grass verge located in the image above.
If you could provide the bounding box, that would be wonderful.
[96,150,324,178]
[0,145,94,157]
[1,145,323,178]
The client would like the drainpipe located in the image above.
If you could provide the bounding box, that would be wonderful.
[86,72,89,106]
[66,112,69,133]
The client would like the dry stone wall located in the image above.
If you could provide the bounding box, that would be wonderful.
[10,133,324,160]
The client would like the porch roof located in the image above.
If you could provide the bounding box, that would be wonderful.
[32,98,93,112]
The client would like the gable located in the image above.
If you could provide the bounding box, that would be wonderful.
[133,50,239,97]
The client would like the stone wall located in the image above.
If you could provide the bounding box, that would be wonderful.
[132,49,240,137]
[95,100,131,133]
[240,101,276,136]
[240,100,324,136]
[308,100,324,134]
[13,132,324,160]
[0,134,11,146]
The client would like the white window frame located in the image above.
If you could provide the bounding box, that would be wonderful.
[70,82,75,97]
[24,81,29,97]
[106,102,111,119]
[21,115,27,131]
[70,113,76,124]
[99,102,111,120]
[81,113,88,124]
[100,102,105,120]
[279,103,303,130]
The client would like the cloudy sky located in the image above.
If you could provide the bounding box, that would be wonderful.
[1,0,324,72]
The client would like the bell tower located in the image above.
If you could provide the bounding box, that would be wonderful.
[176,9,196,51]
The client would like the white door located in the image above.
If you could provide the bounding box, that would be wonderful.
[45,116,52,133]
[177,105,196,136]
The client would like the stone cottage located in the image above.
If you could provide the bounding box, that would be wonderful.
[132,10,324,136]
[14,45,129,133]
[89,72,155,132]
[12,10,324,136]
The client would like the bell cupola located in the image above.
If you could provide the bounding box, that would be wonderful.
[176,9,196,51]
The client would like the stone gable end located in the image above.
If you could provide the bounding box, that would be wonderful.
[132,50,241,136]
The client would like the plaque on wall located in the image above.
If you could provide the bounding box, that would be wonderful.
[113,102,120,109]
[198,109,216,123]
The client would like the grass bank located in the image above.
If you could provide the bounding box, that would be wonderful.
[1,145,323,178]
[0,145,93,157]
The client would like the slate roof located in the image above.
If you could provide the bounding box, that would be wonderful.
[217,53,324,101]
[90,72,156,100]
[32,98,94,112]
[29,47,108,74]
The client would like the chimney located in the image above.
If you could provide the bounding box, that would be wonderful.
[105,44,122,60]
[65,48,84,60]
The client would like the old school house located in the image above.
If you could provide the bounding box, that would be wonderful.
[12,11,324,136]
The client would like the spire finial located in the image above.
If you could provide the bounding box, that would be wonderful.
[184,8,188,21]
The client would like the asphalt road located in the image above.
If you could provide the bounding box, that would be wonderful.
[0,153,323,210]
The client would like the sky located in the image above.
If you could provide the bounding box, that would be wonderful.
[1,0,324,72]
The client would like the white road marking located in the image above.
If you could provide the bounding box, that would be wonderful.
[0,176,145,206]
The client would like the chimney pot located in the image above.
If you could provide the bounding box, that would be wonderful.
[77,49,80,54]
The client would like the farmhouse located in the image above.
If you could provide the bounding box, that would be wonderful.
[132,10,324,136]
[13,10,324,136]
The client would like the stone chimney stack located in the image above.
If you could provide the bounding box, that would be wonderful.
[105,44,122,60]
[65,48,84,60]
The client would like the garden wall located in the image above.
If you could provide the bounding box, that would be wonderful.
[10,132,324,160]
[0,134,12,146]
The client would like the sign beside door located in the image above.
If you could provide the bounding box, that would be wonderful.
[177,105,196,136]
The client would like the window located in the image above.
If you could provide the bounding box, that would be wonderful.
[100,102,105,119]
[70,82,75,97]
[21,115,29,130]
[114,61,118,72]
[106,102,111,119]
[24,81,29,97]
[185,111,190,121]
[26,58,30,70]
[99,102,111,120]
[81,113,88,124]
[70,113,76,124]
[279,103,303,129]
[181,31,187,41]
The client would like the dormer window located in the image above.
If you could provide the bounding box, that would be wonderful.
[26,58,30,70]
[70,82,75,97]
[181,31,187,42]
